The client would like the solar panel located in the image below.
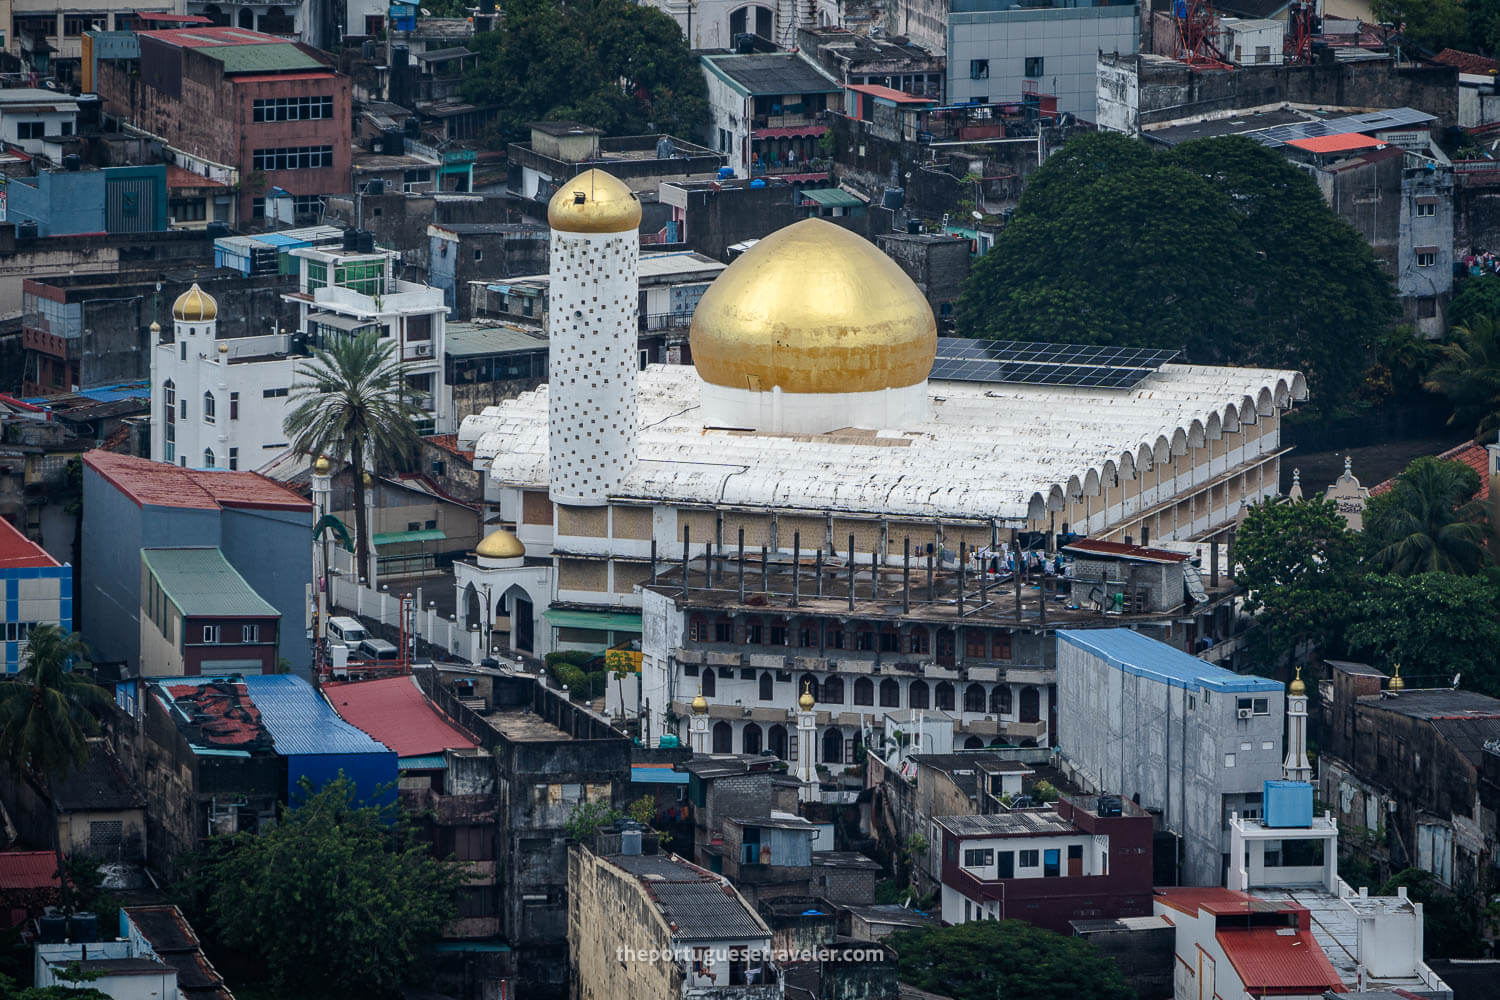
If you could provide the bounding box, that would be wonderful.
[930,338,1179,389]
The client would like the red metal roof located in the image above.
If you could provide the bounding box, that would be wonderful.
[323,676,477,757]
[83,451,312,513]
[752,125,829,139]
[1062,538,1189,564]
[0,517,59,569]
[1215,926,1346,994]
[165,164,226,189]
[1154,887,1297,917]
[139,26,288,47]
[1285,134,1383,154]
[134,11,213,23]
[845,83,937,104]
[0,851,62,890]
[1370,439,1493,501]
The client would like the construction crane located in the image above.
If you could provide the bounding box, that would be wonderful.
[1174,0,1231,68]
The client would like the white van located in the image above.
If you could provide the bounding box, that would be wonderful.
[325,616,368,650]
[357,638,399,663]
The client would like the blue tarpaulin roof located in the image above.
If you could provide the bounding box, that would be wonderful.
[1056,628,1283,694]
[631,765,688,785]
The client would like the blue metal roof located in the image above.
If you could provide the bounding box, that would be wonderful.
[631,765,689,785]
[240,675,393,756]
[398,753,449,770]
[1056,629,1282,694]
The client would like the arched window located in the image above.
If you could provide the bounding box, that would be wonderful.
[990,686,1013,715]
[163,379,175,409]
[822,727,844,764]
[908,680,929,710]
[879,678,900,708]
[742,722,762,755]
[712,721,732,754]
[963,683,986,713]
[759,672,774,701]
[203,448,216,469]
[934,682,955,711]
[853,677,874,706]
[768,724,788,759]
[203,391,216,424]
[822,676,844,705]
[1019,686,1041,723]
[798,673,819,703]
[701,668,716,698]
[964,736,984,750]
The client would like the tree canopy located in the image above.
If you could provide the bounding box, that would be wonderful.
[888,919,1133,1000]
[956,134,1396,402]
[463,0,708,143]
[1345,573,1500,695]
[1425,314,1500,440]
[200,776,459,999]
[1363,456,1489,575]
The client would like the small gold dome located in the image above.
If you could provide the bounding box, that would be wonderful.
[312,456,332,475]
[1389,664,1405,691]
[172,283,217,322]
[799,682,815,712]
[690,219,937,395]
[1289,666,1305,696]
[362,472,373,488]
[149,321,161,333]
[476,527,525,559]
[691,691,708,715]
[547,168,641,234]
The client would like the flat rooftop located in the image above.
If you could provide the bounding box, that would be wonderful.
[935,810,1075,838]
[481,708,573,742]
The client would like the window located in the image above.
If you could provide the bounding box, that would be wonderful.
[1416,201,1435,217]
[229,392,239,419]
[263,386,289,398]
[228,448,238,470]
[909,628,929,654]
[855,629,874,651]
[1418,296,1438,319]
[306,260,328,292]
[473,249,484,262]
[16,121,44,140]
[424,519,436,530]
[879,678,900,708]
[1043,848,1060,877]
[745,620,763,644]
[1024,56,1044,77]
[164,380,176,411]
[203,448,215,468]
[180,341,187,361]
[242,624,260,642]
[293,195,322,218]
[1224,753,1236,768]
[1019,850,1039,869]
[701,668,716,697]
[180,398,187,419]
[759,672,774,701]
[713,621,732,643]
[718,127,732,153]
[251,146,334,171]
[64,15,94,34]
[1237,697,1270,716]
[963,848,993,868]
[203,625,220,643]
[969,59,989,80]
[1252,697,1269,715]
[853,677,874,706]
[252,96,335,122]
[168,197,207,223]
[1417,252,1437,267]
[770,625,786,646]
[203,392,216,424]
[966,631,987,659]
[334,260,386,296]
[251,198,265,221]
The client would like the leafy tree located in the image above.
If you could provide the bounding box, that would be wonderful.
[1363,457,1490,575]
[1011,130,1152,218]
[202,776,458,999]
[1448,277,1500,328]
[284,331,421,582]
[1371,0,1468,50]
[1345,573,1500,696]
[565,799,621,841]
[1233,497,1364,661]
[1379,868,1487,958]
[463,0,708,143]
[889,919,1133,1000]
[1425,315,1500,440]
[0,626,109,910]
[0,972,110,999]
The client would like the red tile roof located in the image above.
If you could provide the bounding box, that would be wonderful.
[0,517,59,569]
[323,676,477,757]
[0,851,61,890]
[426,434,475,462]
[1435,48,1499,75]
[1286,134,1383,154]
[1062,538,1189,564]
[1215,926,1346,994]
[1370,439,1493,501]
[845,83,937,104]
[165,164,226,190]
[1154,887,1296,917]
[84,451,312,513]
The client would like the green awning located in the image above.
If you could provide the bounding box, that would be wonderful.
[372,528,447,545]
[543,609,644,632]
[801,188,863,208]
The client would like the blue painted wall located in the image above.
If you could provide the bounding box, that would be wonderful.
[219,507,312,673]
[286,752,398,809]
[7,165,167,237]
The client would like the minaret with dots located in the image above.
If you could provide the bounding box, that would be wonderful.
[544,169,641,507]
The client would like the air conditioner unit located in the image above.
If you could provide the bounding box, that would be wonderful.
[410,342,432,357]
[1236,708,1253,720]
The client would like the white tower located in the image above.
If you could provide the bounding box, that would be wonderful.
[688,688,710,755]
[311,456,332,660]
[545,169,641,506]
[1283,667,1312,783]
[796,682,818,800]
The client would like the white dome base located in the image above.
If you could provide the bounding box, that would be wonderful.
[698,379,930,434]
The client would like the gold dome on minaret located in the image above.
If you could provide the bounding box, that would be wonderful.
[1389,664,1405,691]
[172,283,217,322]
[476,527,526,559]
[312,456,332,475]
[547,168,641,234]
[799,683,816,711]
[1289,666,1305,696]
[691,689,708,715]
[689,219,937,395]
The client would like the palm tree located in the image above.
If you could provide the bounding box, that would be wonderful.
[284,331,421,582]
[1425,315,1500,441]
[0,625,111,909]
[1364,457,1491,575]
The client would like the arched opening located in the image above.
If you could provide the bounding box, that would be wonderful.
[237,7,254,28]
[822,676,844,704]
[202,4,226,26]
[963,736,984,750]
[701,668,716,698]
[1019,686,1040,723]
[742,722,762,755]
[463,583,481,630]
[501,584,533,653]
[260,4,294,34]
[768,723,788,759]
[878,678,900,708]
[853,677,873,706]
[934,682,955,711]
[963,683,985,713]
[908,680,929,710]
[729,4,774,39]
[990,686,1012,716]
[712,721,732,754]
[202,448,215,469]
[821,727,843,764]
[758,672,774,701]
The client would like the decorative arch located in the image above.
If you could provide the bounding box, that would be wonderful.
[798,672,819,703]
[742,722,763,755]
[853,677,874,706]
[822,726,844,764]
[822,675,844,705]
[963,736,984,750]
[908,679,929,710]
[712,721,732,754]
[879,678,900,708]
[990,685,1012,715]
[963,683,986,713]
[934,681,955,711]
[768,724,788,759]
[759,672,774,701]
[1083,467,1102,497]
[701,668,716,698]
[1187,418,1206,449]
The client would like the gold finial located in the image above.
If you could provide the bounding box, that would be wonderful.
[1389,664,1405,691]
[691,684,708,715]
[799,680,815,712]
[1289,666,1306,696]
[312,455,332,476]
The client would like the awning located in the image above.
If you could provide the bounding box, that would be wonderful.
[801,188,865,208]
[311,312,379,333]
[631,765,689,785]
[543,609,644,632]
[372,528,446,545]
[752,125,829,139]
[398,754,449,770]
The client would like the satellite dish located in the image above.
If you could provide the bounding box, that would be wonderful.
[971,211,983,221]
[421,6,431,13]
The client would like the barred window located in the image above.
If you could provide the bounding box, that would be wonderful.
[252,145,334,171]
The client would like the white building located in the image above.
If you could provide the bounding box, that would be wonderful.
[646,0,838,51]
[0,89,79,155]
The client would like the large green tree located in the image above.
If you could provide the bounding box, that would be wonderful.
[956,134,1395,402]
[1363,456,1490,575]
[201,776,460,999]
[284,331,421,582]
[1425,315,1500,440]
[0,626,109,911]
[888,919,1133,1000]
[1345,572,1500,696]
[463,0,708,142]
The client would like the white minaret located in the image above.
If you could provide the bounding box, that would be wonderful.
[689,688,710,755]
[544,169,641,507]
[1284,667,1312,783]
[796,682,817,800]
[311,456,332,661]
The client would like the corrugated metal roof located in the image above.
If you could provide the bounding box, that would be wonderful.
[444,323,547,358]
[208,42,325,73]
[801,187,864,208]
[1057,628,1283,694]
[142,547,279,618]
[241,675,393,756]
[1215,926,1344,993]
[609,854,768,941]
[0,851,61,890]
[934,811,1074,838]
[84,451,312,512]
[631,764,689,784]
[323,676,478,757]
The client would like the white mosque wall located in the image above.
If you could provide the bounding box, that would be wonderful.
[698,379,931,434]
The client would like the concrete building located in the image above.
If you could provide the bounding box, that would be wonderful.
[95,26,352,225]
[936,793,1154,933]
[80,449,312,672]
[0,515,72,673]
[443,322,550,419]
[507,121,724,204]
[138,547,281,676]
[1055,628,1285,886]
[0,89,80,156]
[797,26,945,100]
[874,232,971,326]
[644,0,836,51]
[427,223,548,320]
[700,53,841,179]
[5,165,168,238]
[7,3,183,82]
[568,830,782,1000]
[0,738,146,867]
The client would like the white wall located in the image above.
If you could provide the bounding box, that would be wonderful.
[0,106,77,155]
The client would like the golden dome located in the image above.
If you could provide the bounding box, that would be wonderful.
[1389,664,1405,691]
[799,682,815,712]
[149,321,161,333]
[476,527,526,559]
[312,456,332,475]
[172,283,217,322]
[691,690,708,715]
[1289,666,1305,696]
[689,219,937,395]
[547,169,641,234]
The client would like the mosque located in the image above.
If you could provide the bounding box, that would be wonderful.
[455,168,1306,752]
